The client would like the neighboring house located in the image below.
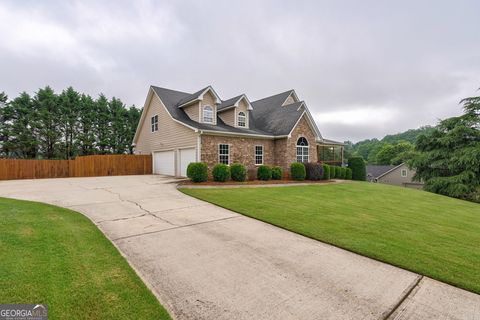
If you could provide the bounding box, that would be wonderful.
[132,85,344,177]
[367,163,424,189]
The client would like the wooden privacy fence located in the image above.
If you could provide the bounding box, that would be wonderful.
[0,155,152,180]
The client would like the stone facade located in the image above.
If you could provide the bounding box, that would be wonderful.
[200,114,318,176]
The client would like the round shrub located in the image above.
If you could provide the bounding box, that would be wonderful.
[186,162,208,182]
[230,163,247,182]
[346,167,352,180]
[271,166,283,180]
[330,165,336,179]
[348,156,366,181]
[322,164,330,180]
[305,162,323,181]
[290,162,306,181]
[257,165,272,181]
[212,164,230,182]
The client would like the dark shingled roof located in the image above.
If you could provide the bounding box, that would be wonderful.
[366,165,396,180]
[151,86,305,137]
[217,94,244,111]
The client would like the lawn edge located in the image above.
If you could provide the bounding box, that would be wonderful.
[179,187,480,295]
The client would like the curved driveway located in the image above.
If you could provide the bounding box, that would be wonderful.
[0,175,478,319]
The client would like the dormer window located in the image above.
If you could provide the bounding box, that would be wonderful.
[203,105,213,123]
[238,111,246,127]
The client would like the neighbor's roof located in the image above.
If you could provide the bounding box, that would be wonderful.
[150,86,311,137]
[366,165,397,178]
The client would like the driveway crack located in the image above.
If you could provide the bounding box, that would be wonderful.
[382,275,423,320]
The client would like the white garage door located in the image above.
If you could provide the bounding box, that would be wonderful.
[153,150,175,176]
[179,148,196,177]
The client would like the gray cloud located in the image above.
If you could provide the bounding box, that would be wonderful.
[1,0,479,142]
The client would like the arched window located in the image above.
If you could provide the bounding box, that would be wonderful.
[203,105,213,123]
[296,137,309,162]
[237,111,246,127]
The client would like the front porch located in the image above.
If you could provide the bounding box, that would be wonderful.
[317,139,345,166]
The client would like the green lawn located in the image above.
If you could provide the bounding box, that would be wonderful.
[181,182,480,294]
[0,197,171,320]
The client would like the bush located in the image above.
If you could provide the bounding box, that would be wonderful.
[346,168,352,180]
[348,156,367,181]
[305,162,323,180]
[230,163,247,182]
[271,166,283,180]
[186,162,208,182]
[340,167,347,179]
[257,165,272,181]
[330,165,336,179]
[212,164,230,182]
[290,162,306,181]
[322,164,330,180]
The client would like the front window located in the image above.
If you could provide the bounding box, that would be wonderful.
[238,111,246,127]
[296,137,309,163]
[401,169,407,177]
[255,145,263,165]
[151,115,158,132]
[219,144,229,164]
[203,105,213,123]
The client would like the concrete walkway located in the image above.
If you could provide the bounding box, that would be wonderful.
[0,175,478,320]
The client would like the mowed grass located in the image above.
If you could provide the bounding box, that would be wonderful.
[181,182,480,294]
[0,197,171,320]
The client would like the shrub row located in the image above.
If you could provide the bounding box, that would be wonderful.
[187,162,354,183]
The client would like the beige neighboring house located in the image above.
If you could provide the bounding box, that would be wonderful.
[368,163,424,189]
[132,85,343,177]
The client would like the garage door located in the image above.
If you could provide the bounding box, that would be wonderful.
[179,148,196,177]
[153,150,175,176]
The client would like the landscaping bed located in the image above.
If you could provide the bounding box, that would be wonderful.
[178,178,338,186]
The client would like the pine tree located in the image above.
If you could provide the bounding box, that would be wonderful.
[95,94,111,154]
[126,106,141,154]
[59,87,81,159]
[33,86,62,159]
[77,94,96,155]
[108,97,128,154]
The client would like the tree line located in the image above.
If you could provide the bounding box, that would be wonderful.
[0,87,141,159]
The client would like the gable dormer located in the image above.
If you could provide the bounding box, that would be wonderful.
[178,86,221,125]
[217,94,253,129]
[282,90,300,106]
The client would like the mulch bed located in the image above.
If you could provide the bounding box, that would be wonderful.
[178,179,337,186]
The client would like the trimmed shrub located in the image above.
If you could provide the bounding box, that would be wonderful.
[230,163,247,182]
[271,166,283,180]
[305,162,323,181]
[290,162,306,181]
[340,167,347,179]
[322,164,330,180]
[186,162,208,182]
[257,165,272,181]
[346,168,353,180]
[212,164,230,182]
[348,156,367,181]
[330,165,336,179]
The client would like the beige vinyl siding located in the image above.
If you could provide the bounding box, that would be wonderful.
[218,108,235,126]
[282,93,297,106]
[183,102,200,122]
[134,93,198,155]
[199,91,217,125]
[377,163,423,188]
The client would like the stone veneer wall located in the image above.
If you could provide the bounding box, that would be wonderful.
[285,116,318,164]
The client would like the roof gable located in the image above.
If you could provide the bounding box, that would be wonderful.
[176,86,221,108]
[217,94,252,112]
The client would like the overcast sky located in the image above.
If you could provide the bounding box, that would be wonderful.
[1,0,479,142]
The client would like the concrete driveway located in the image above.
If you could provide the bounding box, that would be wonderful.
[0,175,478,320]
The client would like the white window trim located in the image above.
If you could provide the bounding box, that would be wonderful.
[401,169,408,177]
[218,143,230,165]
[254,145,264,165]
[203,105,214,123]
[296,137,309,163]
[238,111,246,127]
[151,114,158,133]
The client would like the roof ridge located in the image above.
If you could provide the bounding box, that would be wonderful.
[251,89,293,103]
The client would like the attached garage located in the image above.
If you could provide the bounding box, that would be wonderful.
[153,148,196,177]
[153,150,175,176]
[179,148,196,177]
